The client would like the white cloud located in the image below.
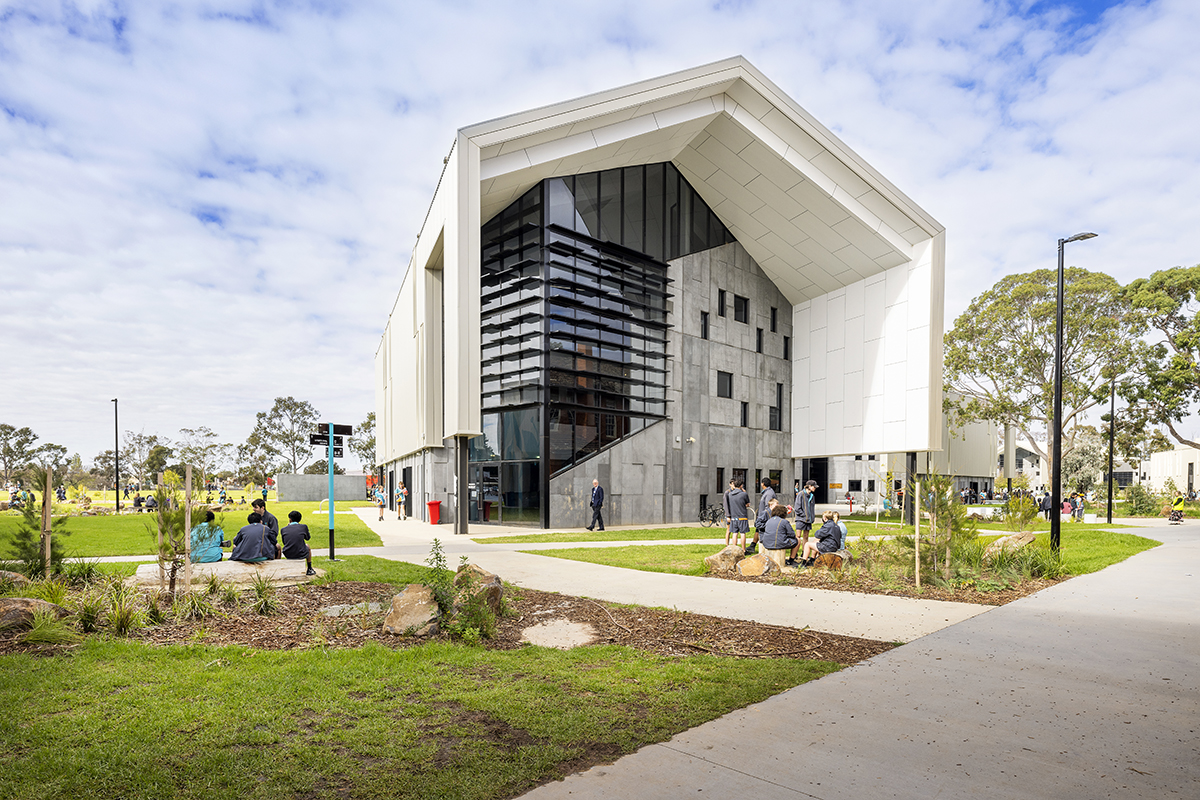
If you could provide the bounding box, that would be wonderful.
[2,0,1198,460]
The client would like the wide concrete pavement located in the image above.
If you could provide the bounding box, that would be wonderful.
[518,519,1199,799]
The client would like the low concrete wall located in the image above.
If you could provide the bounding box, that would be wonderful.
[276,474,367,502]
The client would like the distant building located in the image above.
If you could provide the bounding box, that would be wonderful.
[1148,445,1200,494]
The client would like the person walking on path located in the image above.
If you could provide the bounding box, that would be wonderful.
[396,481,409,521]
[796,479,818,547]
[587,479,605,531]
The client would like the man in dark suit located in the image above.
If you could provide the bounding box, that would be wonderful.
[587,479,605,531]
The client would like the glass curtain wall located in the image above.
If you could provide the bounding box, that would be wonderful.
[474,162,736,525]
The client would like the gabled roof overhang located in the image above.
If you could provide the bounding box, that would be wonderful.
[461,56,943,304]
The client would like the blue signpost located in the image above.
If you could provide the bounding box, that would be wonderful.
[311,423,353,561]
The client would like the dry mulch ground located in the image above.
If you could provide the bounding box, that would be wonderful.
[1,582,894,665]
[710,565,1064,605]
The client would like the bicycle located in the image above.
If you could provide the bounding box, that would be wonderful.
[698,504,725,527]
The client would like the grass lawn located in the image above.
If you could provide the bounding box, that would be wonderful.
[0,505,381,559]
[524,527,1160,579]
[0,554,840,800]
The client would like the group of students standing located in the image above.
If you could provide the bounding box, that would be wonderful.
[722,477,845,567]
[374,482,408,521]
[188,498,317,576]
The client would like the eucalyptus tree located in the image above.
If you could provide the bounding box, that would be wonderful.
[1120,265,1200,448]
[249,397,320,473]
[944,268,1142,476]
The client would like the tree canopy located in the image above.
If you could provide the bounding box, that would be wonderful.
[1120,264,1200,449]
[248,397,320,474]
[0,424,39,483]
[944,267,1142,467]
[350,411,375,472]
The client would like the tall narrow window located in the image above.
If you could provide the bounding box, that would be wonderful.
[756,328,763,353]
[734,295,749,323]
[740,401,749,427]
[716,467,725,494]
[783,336,790,360]
[769,383,783,431]
[700,311,709,340]
[718,290,727,317]
[770,307,778,332]
[717,371,733,398]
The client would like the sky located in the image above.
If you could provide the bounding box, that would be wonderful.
[2,0,1199,468]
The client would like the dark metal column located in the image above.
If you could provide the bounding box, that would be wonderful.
[904,451,917,526]
[456,435,469,535]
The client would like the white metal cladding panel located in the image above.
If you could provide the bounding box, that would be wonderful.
[791,258,939,458]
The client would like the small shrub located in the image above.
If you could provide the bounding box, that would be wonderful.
[108,589,146,636]
[145,590,170,625]
[26,579,68,607]
[248,573,279,615]
[61,559,101,587]
[173,590,218,621]
[220,583,241,607]
[18,607,81,646]
[204,573,223,596]
[73,589,106,633]
[1125,484,1159,516]
[424,539,455,615]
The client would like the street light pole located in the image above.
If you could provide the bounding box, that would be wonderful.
[1107,377,1116,524]
[1051,232,1097,553]
[112,398,120,513]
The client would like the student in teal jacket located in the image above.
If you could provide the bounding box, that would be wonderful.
[189,510,225,563]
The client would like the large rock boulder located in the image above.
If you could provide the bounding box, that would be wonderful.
[454,563,503,615]
[984,531,1036,560]
[0,570,30,588]
[0,598,69,630]
[736,552,779,577]
[382,584,439,636]
[704,545,744,573]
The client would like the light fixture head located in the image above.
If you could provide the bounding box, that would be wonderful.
[1064,232,1098,243]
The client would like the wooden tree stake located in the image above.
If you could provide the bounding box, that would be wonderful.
[184,465,193,591]
[42,467,53,580]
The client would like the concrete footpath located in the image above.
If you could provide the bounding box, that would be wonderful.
[340,511,988,642]
[517,519,1199,799]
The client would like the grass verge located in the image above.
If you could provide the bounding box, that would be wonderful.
[0,622,837,800]
[0,506,381,559]
[525,527,1160,580]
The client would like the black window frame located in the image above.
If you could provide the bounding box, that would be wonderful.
[783,335,790,360]
[770,306,778,333]
[768,383,783,431]
[717,371,733,398]
[756,328,763,353]
[718,289,727,317]
[700,311,709,340]
[740,401,749,427]
[733,295,749,324]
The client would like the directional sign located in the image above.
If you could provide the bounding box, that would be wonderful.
[322,424,353,436]
[310,434,343,446]
[332,447,344,458]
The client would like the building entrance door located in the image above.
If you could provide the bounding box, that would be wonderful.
[467,464,501,523]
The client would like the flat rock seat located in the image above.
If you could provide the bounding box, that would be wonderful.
[125,559,323,587]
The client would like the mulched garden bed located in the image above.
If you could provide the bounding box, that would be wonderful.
[708,565,1065,605]
[0,582,894,665]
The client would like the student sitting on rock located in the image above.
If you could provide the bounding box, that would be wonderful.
[230,512,276,563]
[801,510,843,566]
[189,509,225,563]
[280,510,316,576]
[760,502,801,566]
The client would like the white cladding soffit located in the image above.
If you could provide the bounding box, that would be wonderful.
[461,56,944,306]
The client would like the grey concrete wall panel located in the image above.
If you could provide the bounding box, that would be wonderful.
[551,241,793,527]
[275,474,367,503]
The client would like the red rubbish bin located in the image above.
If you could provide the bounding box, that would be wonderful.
[427,500,441,525]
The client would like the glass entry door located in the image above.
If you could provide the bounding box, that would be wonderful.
[468,464,501,523]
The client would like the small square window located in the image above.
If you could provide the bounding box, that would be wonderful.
[770,307,778,333]
[734,295,749,323]
[741,401,749,427]
[717,371,733,398]
[849,479,862,492]
[756,328,763,353]
[783,336,790,360]
[700,311,709,340]
[868,454,876,461]
[855,455,863,461]
[867,479,876,492]
[718,290,727,317]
